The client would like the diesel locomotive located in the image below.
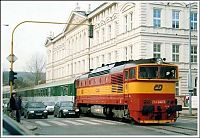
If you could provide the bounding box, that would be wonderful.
[75,58,182,123]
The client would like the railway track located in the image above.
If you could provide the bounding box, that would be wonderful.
[83,115,197,135]
[135,124,197,135]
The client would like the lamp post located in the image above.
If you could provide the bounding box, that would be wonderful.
[9,20,90,97]
[188,3,192,115]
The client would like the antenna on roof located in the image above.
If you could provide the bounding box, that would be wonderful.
[87,4,91,14]
[49,31,54,39]
[75,2,80,11]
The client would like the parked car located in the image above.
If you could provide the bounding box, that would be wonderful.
[43,101,55,115]
[3,113,33,135]
[54,101,80,118]
[21,101,28,116]
[24,102,48,119]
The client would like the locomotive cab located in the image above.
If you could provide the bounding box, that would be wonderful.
[123,58,182,123]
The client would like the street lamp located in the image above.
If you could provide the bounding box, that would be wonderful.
[9,20,91,97]
[188,3,193,116]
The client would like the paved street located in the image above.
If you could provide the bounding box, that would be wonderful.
[21,115,198,136]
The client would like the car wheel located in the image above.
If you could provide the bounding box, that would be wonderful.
[44,115,48,119]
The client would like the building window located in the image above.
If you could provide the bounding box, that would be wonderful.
[108,53,111,63]
[96,56,99,67]
[172,44,179,62]
[172,10,179,28]
[153,43,161,58]
[114,21,118,37]
[176,82,179,96]
[124,47,128,60]
[115,51,118,61]
[102,55,105,64]
[108,25,111,40]
[193,77,197,96]
[124,15,128,32]
[130,12,133,30]
[191,45,197,63]
[91,58,93,69]
[130,45,133,60]
[191,12,197,30]
[96,31,99,44]
[153,8,161,27]
[102,28,105,42]
[82,60,85,72]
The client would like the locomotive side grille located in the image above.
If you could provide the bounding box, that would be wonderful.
[111,74,123,92]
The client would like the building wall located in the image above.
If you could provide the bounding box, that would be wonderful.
[45,2,198,107]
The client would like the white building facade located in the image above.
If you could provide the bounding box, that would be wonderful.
[45,2,198,107]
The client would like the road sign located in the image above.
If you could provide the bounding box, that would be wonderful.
[7,54,17,63]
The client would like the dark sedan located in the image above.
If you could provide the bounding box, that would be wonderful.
[54,101,80,118]
[24,102,48,119]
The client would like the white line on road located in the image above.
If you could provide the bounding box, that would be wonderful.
[35,121,51,126]
[88,119,116,125]
[76,119,100,125]
[48,120,68,126]
[62,120,85,125]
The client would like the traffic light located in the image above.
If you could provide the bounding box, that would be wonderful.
[88,24,94,38]
[9,70,17,85]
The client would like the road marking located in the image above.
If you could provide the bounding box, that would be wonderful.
[48,120,68,126]
[35,121,51,126]
[63,120,84,125]
[88,119,116,125]
[76,119,100,125]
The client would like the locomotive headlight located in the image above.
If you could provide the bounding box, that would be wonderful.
[75,109,79,112]
[63,109,68,112]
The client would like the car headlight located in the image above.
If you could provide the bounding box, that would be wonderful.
[29,111,34,113]
[63,109,68,112]
[75,109,79,112]
[43,110,48,113]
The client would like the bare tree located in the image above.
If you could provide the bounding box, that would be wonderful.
[25,53,46,86]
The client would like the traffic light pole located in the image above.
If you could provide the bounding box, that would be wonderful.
[9,20,91,97]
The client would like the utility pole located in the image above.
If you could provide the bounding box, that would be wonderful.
[188,3,192,115]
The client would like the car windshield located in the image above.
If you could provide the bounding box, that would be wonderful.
[44,102,54,106]
[139,65,178,79]
[28,102,45,108]
[61,102,73,107]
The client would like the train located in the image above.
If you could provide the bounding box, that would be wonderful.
[3,58,182,124]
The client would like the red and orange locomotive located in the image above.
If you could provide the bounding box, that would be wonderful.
[75,58,182,123]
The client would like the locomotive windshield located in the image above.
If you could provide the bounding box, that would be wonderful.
[139,66,178,79]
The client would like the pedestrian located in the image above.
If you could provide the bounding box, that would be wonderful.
[16,95,22,123]
[9,93,17,119]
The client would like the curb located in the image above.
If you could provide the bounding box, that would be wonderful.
[179,114,197,118]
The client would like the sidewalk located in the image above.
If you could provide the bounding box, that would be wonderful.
[179,108,198,118]
[21,119,37,131]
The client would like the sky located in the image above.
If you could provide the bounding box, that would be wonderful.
[1,1,104,72]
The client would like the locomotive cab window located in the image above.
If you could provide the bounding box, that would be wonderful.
[129,68,135,79]
[125,70,129,80]
[139,65,178,80]
[139,67,158,79]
